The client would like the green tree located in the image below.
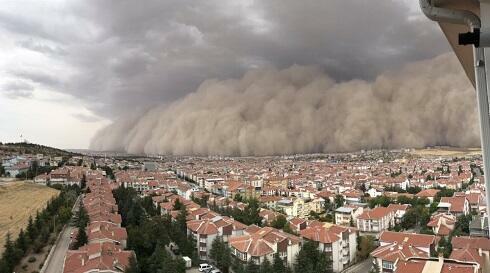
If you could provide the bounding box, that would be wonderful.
[271,215,288,229]
[334,195,345,208]
[246,259,260,273]
[272,253,286,273]
[1,233,21,272]
[176,205,188,233]
[234,194,243,202]
[294,240,332,273]
[323,198,333,213]
[16,229,28,254]
[74,227,88,249]
[260,257,272,273]
[210,236,232,273]
[357,235,376,260]
[26,215,37,241]
[173,198,183,211]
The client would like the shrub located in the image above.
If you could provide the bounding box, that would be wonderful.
[28,256,37,263]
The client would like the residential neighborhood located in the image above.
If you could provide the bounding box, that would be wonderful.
[0,146,488,273]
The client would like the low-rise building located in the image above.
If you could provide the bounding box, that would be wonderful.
[228,226,301,266]
[357,207,394,235]
[187,215,246,260]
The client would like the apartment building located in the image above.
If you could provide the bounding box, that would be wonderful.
[187,215,246,260]
[357,207,394,235]
[371,231,436,273]
[299,223,358,272]
[228,226,301,266]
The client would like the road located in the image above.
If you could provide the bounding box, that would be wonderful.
[41,195,81,273]
[342,257,373,273]
[42,225,75,273]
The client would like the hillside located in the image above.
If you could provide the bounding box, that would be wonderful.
[0,142,78,157]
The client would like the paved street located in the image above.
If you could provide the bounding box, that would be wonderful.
[342,257,373,273]
[42,225,75,273]
[41,195,81,273]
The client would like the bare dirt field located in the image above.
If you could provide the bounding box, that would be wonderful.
[0,181,58,254]
[410,147,481,157]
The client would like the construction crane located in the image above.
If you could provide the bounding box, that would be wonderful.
[419,0,490,236]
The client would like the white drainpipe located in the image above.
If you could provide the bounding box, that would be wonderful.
[419,0,490,237]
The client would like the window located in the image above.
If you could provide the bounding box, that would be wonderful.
[382,261,393,269]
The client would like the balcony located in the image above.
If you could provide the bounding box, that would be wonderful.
[341,256,349,264]
[342,248,349,256]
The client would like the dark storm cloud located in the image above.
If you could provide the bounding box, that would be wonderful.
[1,0,449,117]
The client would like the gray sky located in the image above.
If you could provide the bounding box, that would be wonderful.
[0,0,450,149]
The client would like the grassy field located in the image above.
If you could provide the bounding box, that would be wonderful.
[0,181,58,254]
[410,147,481,157]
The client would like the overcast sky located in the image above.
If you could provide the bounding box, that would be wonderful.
[0,0,450,149]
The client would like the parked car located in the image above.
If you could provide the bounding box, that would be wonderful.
[199,264,213,272]
[210,269,221,273]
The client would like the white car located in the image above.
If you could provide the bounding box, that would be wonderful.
[198,264,213,272]
[210,270,221,273]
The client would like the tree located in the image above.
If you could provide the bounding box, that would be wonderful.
[400,208,417,229]
[294,240,332,273]
[271,215,288,229]
[260,257,272,273]
[357,235,376,260]
[246,259,260,273]
[334,195,345,208]
[234,194,243,202]
[454,214,472,235]
[173,198,183,211]
[438,236,452,258]
[323,198,333,213]
[210,236,232,273]
[16,229,28,254]
[74,227,88,249]
[272,253,286,273]
[176,205,188,233]
[26,215,37,241]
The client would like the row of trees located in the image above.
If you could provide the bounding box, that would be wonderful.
[113,186,193,273]
[0,185,78,273]
[208,197,263,226]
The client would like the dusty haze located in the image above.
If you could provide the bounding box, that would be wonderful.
[90,53,480,156]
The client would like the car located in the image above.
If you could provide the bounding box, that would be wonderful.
[198,264,213,272]
[210,269,221,273]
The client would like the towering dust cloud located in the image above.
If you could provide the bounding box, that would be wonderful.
[90,53,480,156]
